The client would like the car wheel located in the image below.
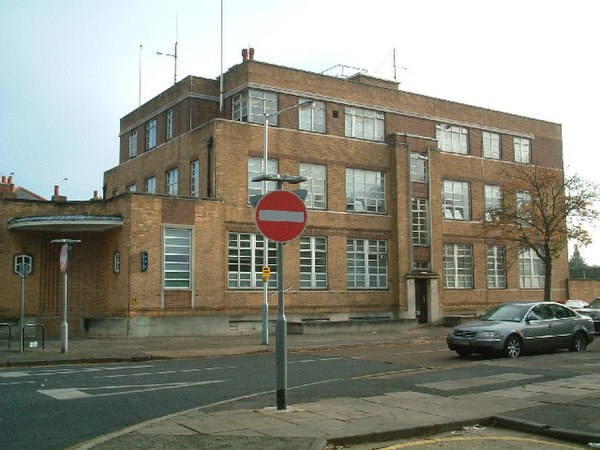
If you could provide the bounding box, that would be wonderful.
[569,331,588,352]
[455,348,473,357]
[503,335,522,358]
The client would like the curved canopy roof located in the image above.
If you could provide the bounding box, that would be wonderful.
[8,215,123,232]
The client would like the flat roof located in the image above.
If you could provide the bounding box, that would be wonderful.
[8,215,123,232]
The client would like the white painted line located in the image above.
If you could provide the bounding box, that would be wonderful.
[38,379,227,400]
[259,210,304,222]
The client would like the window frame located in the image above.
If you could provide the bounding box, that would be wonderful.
[300,163,327,210]
[166,109,173,140]
[145,177,156,194]
[411,198,430,246]
[190,159,200,198]
[163,227,192,290]
[443,243,473,289]
[346,168,386,214]
[300,236,328,289]
[410,152,428,183]
[482,131,501,159]
[347,239,388,290]
[299,99,325,133]
[128,130,138,158]
[442,180,470,220]
[436,124,468,154]
[519,247,545,289]
[228,233,278,289]
[146,119,157,150]
[485,185,502,221]
[487,245,507,289]
[514,137,531,164]
[248,156,278,201]
[166,168,179,196]
[233,89,278,125]
[344,106,385,142]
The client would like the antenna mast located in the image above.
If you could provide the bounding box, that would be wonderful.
[157,15,178,85]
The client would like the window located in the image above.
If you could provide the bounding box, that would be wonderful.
[300,163,326,209]
[163,227,192,289]
[129,130,137,158]
[344,107,385,141]
[346,168,386,213]
[228,233,277,289]
[300,237,327,289]
[113,251,121,274]
[519,247,545,289]
[514,137,531,163]
[146,119,157,150]
[482,131,500,159]
[126,184,136,193]
[516,189,532,224]
[412,198,429,245]
[190,160,200,198]
[166,109,173,140]
[436,124,468,154]
[233,89,278,125]
[299,100,325,132]
[410,152,428,183]
[145,177,156,194]
[166,168,179,196]
[443,243,473,289]
[347,239,388,289]
[443,180,470,220]
[248,156,278,200]
[485,185,502,221]
[487,245,506,289]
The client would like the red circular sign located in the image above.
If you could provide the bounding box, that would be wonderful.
[255,190,307,242]
[59,244,69,273]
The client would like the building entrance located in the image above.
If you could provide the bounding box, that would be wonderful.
[415,278,428,324]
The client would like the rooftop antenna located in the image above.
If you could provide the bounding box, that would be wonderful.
[157,15,178,85]
[138,44,142,106]
[374,48,407,81]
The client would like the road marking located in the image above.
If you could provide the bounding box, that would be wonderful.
[379,435,581,449]
[38,379,227,400]
[95,366,237,379]
[0,380,37,386]
[0,365,154,378]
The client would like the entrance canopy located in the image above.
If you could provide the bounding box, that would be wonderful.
[8,215,123,232]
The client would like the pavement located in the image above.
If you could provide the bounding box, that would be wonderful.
[2,326,600,449]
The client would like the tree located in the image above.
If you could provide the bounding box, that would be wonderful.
[487,166,600,301]
[569,244,588,270]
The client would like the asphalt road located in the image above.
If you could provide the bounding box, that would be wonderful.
[1,338,598,449]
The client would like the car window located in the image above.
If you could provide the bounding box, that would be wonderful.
[529,305,552,321]
[548,303,571,319]
[482,304,529,322]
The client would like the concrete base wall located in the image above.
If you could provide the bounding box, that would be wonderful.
[83,316,230,338]
[287,319,418,335]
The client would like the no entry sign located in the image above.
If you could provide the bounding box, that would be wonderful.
[255,190,307,243]
[59,244,69,273]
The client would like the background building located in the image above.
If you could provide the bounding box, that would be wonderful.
[1,55,569,337]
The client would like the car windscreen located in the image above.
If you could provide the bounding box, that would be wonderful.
[481,304,531,322]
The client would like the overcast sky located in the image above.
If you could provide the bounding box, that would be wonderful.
[2,0,599,264]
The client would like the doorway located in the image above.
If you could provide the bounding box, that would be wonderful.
[415,278,428,324]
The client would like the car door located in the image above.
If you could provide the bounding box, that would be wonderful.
[523,304,554,350]
[548,303,577,348]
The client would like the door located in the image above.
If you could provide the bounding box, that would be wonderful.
[415,279,428,324]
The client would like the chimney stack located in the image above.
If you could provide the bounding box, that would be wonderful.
[249,47,255,60]
[242,48,248,61]
[52,185,67,202]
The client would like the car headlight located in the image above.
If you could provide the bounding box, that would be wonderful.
[478,331,500,339]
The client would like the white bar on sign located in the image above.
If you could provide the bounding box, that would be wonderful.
[259,210,304,223]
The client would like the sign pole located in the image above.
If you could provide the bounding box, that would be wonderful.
[20,273,25,353]
[60,270,67,353]
[276,240,287,410]
[51,239,81,354]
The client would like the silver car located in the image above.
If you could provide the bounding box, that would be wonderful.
[446,301,595,358]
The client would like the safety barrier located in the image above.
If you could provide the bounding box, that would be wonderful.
[22,323,45,350]
[0,323,11,350]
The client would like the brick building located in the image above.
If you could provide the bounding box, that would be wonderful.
[0,55,568,337]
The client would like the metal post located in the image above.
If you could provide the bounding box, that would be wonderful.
[262,116,270,345]
[61,270,68,353]
[19,275,25,353]
[275,240,287,410]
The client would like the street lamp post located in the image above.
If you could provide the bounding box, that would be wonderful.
[51,239,81,353]
[260,100,314,346]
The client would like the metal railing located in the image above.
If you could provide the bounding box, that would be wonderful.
[22,323,45,350]
[0,323,11,350]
